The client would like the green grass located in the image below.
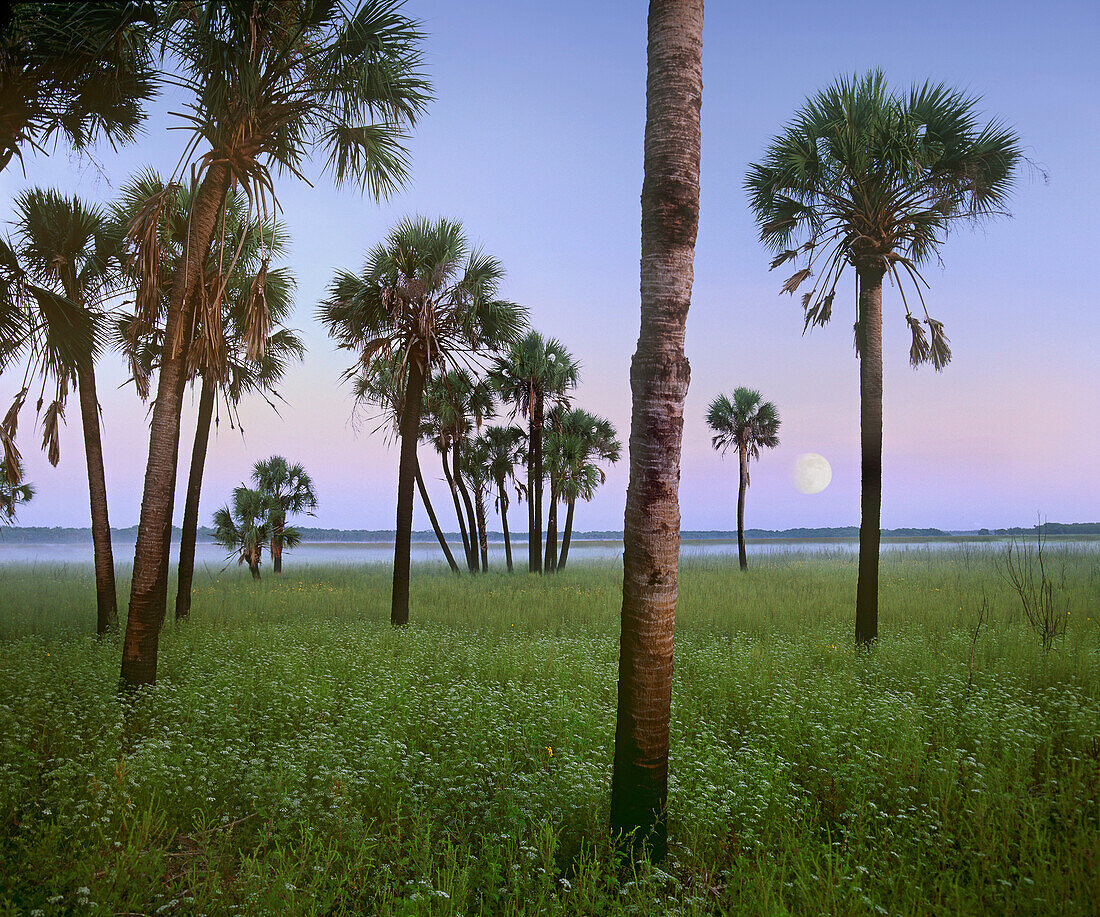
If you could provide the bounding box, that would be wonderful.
[1,548,1098,915]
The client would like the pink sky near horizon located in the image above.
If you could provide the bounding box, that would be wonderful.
[1,0,1097,536]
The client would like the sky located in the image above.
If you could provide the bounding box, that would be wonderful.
[1,0,1098,536]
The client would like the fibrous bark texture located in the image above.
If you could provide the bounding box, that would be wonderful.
[610,0,702,862]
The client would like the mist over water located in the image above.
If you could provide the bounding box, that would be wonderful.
[2,538,1094,569]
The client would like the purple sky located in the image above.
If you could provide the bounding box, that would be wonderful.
[2,0,1097,534]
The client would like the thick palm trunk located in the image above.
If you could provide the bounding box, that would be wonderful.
[498,481,514,572]
[392,349,427,625]
[529,395,544,573]
[474,487,489,572]
[610,0,702,861]
[416,457,460,573]
[272,514,285,574]
[558,497,576,570]
[737,446,748,571]
[453,442,480,573]
[76,360,117,636]
[175,376,215,621]
[248,550,261,580]
[121,163,231,691]
[441,450,474,569]
[855,264,885,645]
[544,485,558,573]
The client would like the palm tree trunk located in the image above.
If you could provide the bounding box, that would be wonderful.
[530,394,544,573]
[416,457,460,573]
[442,449,475,570]
[272,513,284,574]
[76,360,117,636]
[248,550,261,580]
[558,497,576,570]
[453,441,479,573]
[475,487,489,572]
[392,347,427,625]
[855,264,885,646]
[737,446,748,572]
[121,163,231,691]
[498,481,514,572]
[544,484,558,573]
[175,376,215,621]
[610,0,702,862]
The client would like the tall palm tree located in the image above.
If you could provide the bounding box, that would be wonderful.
[212,485,292,581]
[490,331,578,573]
[746,71,1019,644]
[319,216,525,624]
[0,458,33,523]
[120,0,430,689]
[610,0,702,861]
[479,424,525,572]
[0,2,157,174]
[7,189,123,635]
[553,409,620,571]
[252,456,316,574]
[705,388,780,571]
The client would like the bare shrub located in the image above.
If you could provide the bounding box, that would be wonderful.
[998,523,1069,652]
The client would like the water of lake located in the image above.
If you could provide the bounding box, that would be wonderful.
[0,537,1093,570]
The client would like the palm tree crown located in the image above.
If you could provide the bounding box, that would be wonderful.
[706,388,781,465]
[0,458,33,524]
[746,70,1020,367]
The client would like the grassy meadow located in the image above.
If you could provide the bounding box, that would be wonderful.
[0,547,1098,915]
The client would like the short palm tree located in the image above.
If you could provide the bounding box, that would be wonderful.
[319,216,526,624]
[705,389,780,571]
[0,458,33,524]
[213,485,293,581]
[120,0,430,689]
[479,424,526,572]
[550,408,620,571]
[6,189,123,635]
[746,71,1019,643]
[490,331,579,573]
[252,456,316,574]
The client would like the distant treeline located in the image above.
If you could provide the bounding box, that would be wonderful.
[2,522,1096,544]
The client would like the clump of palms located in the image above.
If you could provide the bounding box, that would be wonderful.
[120,0,431,689]
[252,456,316,574]
[490,331,579,574]
[705,388,780,571]
[212,485,299,581]
[0,458,33,524]
[746,70,1020,644]
[3,189,123,634]
[319,216,525,624]
[546,408,620,572]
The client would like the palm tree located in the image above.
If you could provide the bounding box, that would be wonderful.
[350,354,461,574]
[212,485,294,581]
[6,189,122,635]
[461,435,492,572]
[0,2,157,174]
[252,456,316,574]
[120,1,430,688]
[0,458,33,523]
[319,217,526,624]
[425,368,496,572]
[745,71,1020,644]
[705,389,780,571]
[490,331,578,573]
[609,0,702,861]
[479,424,525,572]
[552,409,620,571]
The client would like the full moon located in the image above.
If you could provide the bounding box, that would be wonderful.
[793,453,832,494]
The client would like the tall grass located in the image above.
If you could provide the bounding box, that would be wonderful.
[0,548,1097,914]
